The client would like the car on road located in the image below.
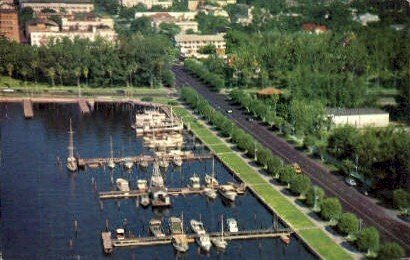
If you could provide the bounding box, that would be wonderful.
[247,117,254,122]
[345,177,357,186]
[227,110,233,114]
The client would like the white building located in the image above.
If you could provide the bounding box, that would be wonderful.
[327,108,389,128]
[61,16,114,31]
[354,12,380,26]
[119,0,172,9]
[20,0,94,15]
[175,33,226,58]
[135,12,198,33]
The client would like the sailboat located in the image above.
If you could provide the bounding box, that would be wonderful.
[205,157,218,188]
[211,216,228,250]
[107,136,115,169]
[66,119,77,172]
[188,173,201,189]
[169,214,189,253]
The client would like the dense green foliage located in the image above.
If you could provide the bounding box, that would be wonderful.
[290,174,311,196]
[392,189,409,210]
[0,36,175,87]
[320,197,342,221]
[278,165,296,184]
[356,227,380,253]
[184,59,225,91]
[327,126,410,190]
[377,242,405,260]
[337,213,359,236]
[305,186,325,209]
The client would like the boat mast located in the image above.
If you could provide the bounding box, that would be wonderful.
[212,156,215,178]
[221,215,224,239]
[68,118,74,159]
[110,135,114,159]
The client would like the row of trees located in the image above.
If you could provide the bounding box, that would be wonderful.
[181,86,405,258]
[327,125,410,190]
[184,59,225,91]
[0,35,176,88]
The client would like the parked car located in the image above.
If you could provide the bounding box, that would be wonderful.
[227,110,233,114]
[345,177,357,186]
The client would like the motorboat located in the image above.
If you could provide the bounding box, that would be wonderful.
[151,188,171,207]
[226,218,238,233]
[204,188,217,199]
[107,159,115,169]
[123,159,134,170]
[205,174,218,187]
[169,217,183,235]
[280,234,291,245]
[66,157,77,172]
[159,158,169,169]
[228,182,247,195]
[196,235,212,252]
[140,193,150,207]
[149,219,165,238]
[190,219,206,235]
[172,235,189,253]
[218,184,237,202]
[116,178,130,192]
[116,228,125,240]
[173,156,183,167]
[188,173,201,189]
[137,179,148,191]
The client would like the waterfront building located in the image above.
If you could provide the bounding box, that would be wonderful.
[175,33,226,58]
[327,108,389,128]
[61,15,114,30]
[20,0,94,15]
[119,0,172,9]
[0,2,20,42]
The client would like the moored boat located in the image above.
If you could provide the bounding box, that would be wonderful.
[116,228,125,240]
[151,188,171,207]
[137,179,148,191]
[190,219,206,235]
[196,234,212,252]
[211,216,227,250]
[205,174,218,187]
[226,218,238,233]
[204,188,217,199]
[123,159,134,170]
[218,184,237,202]
[149,219,165,238]
[140,193,150,207]
[188,173,201,189]
[116,178,130,192]
[169,216,189,252]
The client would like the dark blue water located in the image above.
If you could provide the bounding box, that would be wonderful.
[0,103,316,259]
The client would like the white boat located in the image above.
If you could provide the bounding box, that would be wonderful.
[123,159,134,170]
[226,218,238,233]
[190,219,206,235]
[150,163,164,188]
[172,235,189,253]
[205,174,218,187]
[218,184,237,202]
[159,158,169,169]
[151,188,171,207]
[66,119,77,172]
[173,156,183,167]
[107,159,115,169]
[211,216,227,250]
[140,193,150,207]
[116,228,125,240]
[137,179,148,191]
[196,235,212,251]
[204,188,217,199]
[139,158,149,168]
[149,219,165,238]
[116,178,130,192]
[66,157,77,172]
[189,173,201,189]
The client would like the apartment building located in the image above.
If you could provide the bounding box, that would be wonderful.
[119,0,172,9]
[136,12,198,33]
[175,33,226,58]
[20,0,94,15]
[0,3,20,42]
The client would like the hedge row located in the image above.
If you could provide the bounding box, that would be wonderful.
[184,59,225,91]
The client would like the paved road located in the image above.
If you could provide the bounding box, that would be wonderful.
[173,65,410,252]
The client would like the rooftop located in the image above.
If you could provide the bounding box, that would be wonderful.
[326,108,388,116]
[175,33,225,42]
[20,0,93,4]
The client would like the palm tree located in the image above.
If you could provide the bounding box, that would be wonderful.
[47,67,56,87]
[83,67,89,87]
[21,66,28,89]
[6,63,14,78]
[56,64,64,86]
[30,60,39,84]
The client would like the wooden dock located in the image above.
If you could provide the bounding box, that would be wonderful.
[22,99,33,119]
[99,186,217,200]
[108,228,292,248]
[78,99,91,114]
[101,231,113,254]
[77,153,212,169]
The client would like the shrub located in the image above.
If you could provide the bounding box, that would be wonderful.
[337,213,359,236]
[305,186,325,209]
[266,156,282,177]
[289,174,311,196]
[141,96,153,102]
[377,242,405,260]
[392,189,409,210]
[320,197,342,221]
[356,227,379,253]
[278,165,296,184]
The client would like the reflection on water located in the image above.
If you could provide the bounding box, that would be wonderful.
[0,103,316,259]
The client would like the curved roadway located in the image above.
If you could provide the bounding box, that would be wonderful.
[172,65,410,252]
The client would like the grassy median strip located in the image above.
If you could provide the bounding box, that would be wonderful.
[174,106,351,260]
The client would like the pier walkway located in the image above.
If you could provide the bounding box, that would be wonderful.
[110,228,292,248]
[78,99,91,114]
[22,99,33,119]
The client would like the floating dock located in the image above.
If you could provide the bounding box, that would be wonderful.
[22,99,34,119]
[101,231,113,254]
[107,229,292,248]
[99,186,221,200]
[78,99,91,114]
[77,153,212,169]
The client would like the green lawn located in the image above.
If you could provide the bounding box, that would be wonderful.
[174,106,352,260]
[0,76,168,96]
